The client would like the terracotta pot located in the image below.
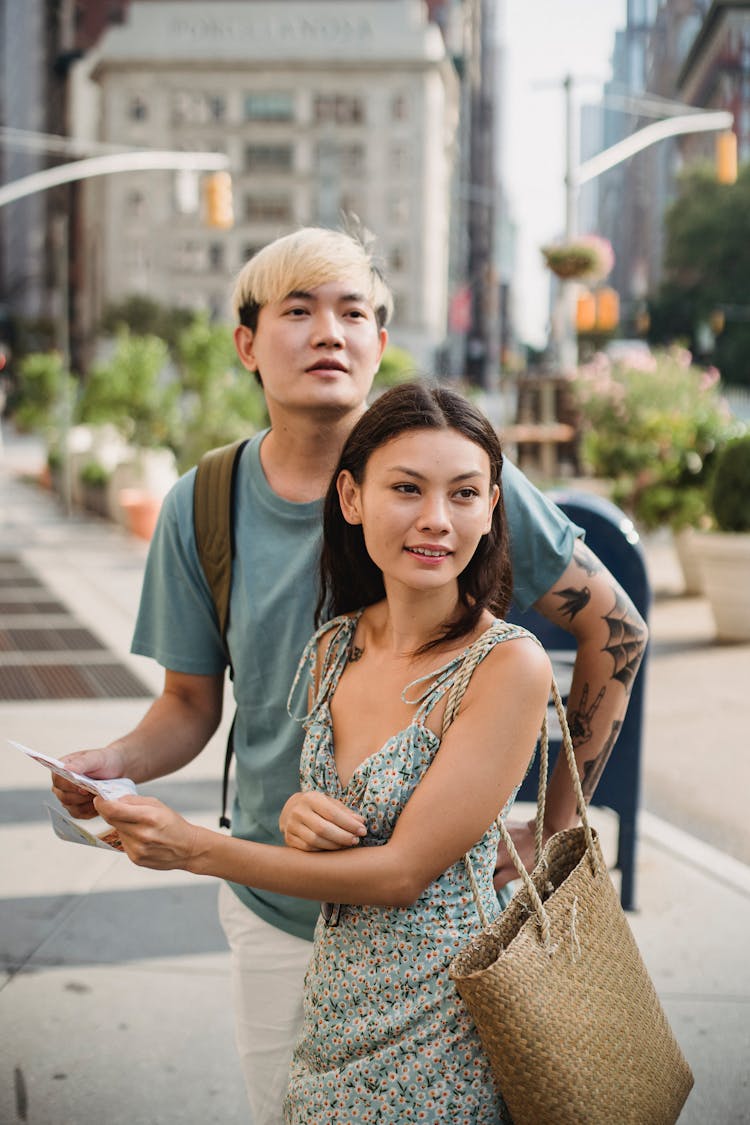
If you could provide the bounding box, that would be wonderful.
[118,489,162,541]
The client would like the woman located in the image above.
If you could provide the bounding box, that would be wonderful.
[94,382,551,1123]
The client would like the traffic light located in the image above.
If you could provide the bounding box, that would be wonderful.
[575,287,619,334]
[596,287,620,333]
[716,131,737,185]
[204,171,234,229]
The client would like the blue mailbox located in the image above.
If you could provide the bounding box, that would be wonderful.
[508,490,651,911]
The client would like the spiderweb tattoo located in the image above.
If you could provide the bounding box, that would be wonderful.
[603,590,647,692]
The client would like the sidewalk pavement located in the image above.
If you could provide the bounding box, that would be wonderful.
[1,425,748,1125]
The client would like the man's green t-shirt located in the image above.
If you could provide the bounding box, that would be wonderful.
[131,431,582,941]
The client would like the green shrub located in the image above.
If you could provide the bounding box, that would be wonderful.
[709,433,750,532]
[79,460,111,488]
[172,315,268,472]
[373,345,418,389]
[78,329,178,450]
[13,351,73,434]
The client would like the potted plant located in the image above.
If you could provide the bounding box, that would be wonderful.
[78,459,112,518]
[11,351,77,490]
[78,329,180,534]
[571,348,733,594]
[541,234,614,282]
[691,433,750,641]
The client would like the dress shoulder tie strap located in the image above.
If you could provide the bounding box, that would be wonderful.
[403,620,535,725]
[287,612,362,722]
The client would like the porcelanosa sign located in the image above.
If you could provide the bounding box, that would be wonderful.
[169,13,376,48]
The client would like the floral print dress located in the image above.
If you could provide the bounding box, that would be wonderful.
[284,614,533,1124]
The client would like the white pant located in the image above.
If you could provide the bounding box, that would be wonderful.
[218,882,313,1125]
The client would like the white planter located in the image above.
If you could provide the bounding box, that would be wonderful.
[108,447,178,527]
[673,527,704,596]
[692,531,750,641]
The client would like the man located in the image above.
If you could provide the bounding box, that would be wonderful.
[54,226,647,1124]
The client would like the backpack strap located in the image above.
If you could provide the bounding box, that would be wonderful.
[194,438,249,650]
[193,437,249,828]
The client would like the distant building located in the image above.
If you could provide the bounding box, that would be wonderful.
[0,0,64,336]
[677,0,750,159]
[0,0,130,356]
[72,0,460,368]
[597,0,662,333]
[596,0,722,329]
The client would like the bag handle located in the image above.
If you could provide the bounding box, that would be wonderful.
[441,629,599,942]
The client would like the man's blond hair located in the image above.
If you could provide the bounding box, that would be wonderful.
[231,226,393,329]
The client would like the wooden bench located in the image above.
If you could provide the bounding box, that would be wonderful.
[500,422,577,478]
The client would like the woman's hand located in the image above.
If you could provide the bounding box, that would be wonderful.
[93,795,202,870]
[279,791,367,852]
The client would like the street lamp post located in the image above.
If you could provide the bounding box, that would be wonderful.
[553,89,734,373]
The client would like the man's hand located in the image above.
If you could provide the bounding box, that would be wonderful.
[493,817,555,891]
[51,747,128,820]
[279,791,367,851]
[93,795,200,870]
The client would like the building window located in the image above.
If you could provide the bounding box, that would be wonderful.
[244,92,294,122]
[208,243,225,272]
[389,247,406,273]
[315,141,365,177]
[128,96,148,122]
[174,240,203,272]
[126,190,146,218]
[172,92,226,126]
[388,192,409,225]
[389,144,409,174]
[245,143,294,173]
[242,245,263,264]
[208,95,226,122]
[313,95,364,125]
[244,195,293,223]
[391,94,408,122]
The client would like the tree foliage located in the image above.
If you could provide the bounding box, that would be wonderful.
[650,163,750,386]
[100,295,195,354]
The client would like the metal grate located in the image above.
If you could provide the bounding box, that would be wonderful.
[0,555,152,701]
[0,626,107,653]
[0,662,152,701]
[0,600,67,615]
[0,574,44,589]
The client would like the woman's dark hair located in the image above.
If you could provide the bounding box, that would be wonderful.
[316,381,513,651]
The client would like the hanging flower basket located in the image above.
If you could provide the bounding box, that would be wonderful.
[541,235,614,281]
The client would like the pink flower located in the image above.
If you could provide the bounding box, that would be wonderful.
[701,366,721,390]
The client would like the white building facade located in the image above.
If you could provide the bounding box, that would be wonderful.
[75,1,460,368]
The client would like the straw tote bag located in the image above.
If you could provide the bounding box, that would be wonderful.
[443,638,694,1125]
